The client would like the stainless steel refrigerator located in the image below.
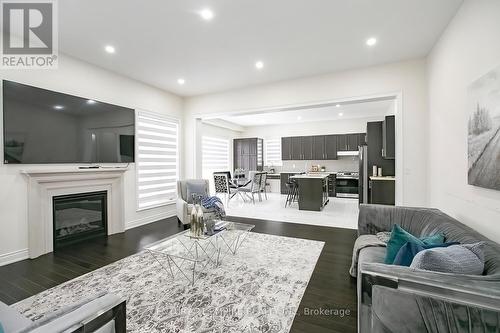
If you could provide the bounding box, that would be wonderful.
[358,145,368,204]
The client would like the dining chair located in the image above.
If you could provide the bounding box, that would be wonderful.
[259,172,268,201]
[239,172,263,204]
[213,172,244,205]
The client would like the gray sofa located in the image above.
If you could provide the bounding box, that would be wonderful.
[356,204,500,333]
[0,293,125,333]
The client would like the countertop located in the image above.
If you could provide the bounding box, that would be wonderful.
[276,171,339,175]
[289,174,329,179]
[369,176,396,181]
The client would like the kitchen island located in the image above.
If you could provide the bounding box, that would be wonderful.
[289,174,329,211]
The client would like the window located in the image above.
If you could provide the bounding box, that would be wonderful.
[202,136,230,183]
[136,111,179,211]
[265,138,282,166]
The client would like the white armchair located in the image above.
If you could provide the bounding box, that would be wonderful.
[176,179,217,227]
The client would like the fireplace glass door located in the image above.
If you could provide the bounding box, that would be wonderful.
[53,191,107,249]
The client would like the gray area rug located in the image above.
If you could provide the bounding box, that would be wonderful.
[14,232,324,332]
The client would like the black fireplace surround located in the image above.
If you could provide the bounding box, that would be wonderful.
[53,191,108,249]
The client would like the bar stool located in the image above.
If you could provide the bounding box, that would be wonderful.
[285,180,299,207]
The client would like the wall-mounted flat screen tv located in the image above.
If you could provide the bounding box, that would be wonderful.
[2,80,135,164]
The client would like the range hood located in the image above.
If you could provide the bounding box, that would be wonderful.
[337,151,360,157]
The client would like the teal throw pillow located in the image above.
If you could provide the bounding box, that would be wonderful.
[0,322,4,333]
[384,224,444,264]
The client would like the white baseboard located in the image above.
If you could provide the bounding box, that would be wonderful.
[0,248,29,266]
[125,208,177,230]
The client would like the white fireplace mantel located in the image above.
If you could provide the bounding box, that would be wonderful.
[22,167,128,258]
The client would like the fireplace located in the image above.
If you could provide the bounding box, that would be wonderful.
[53,191,108,249]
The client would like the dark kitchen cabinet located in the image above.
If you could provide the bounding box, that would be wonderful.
[337,133,362,151]
[291,137,302,160]
[347,134,359,151]
[359,133,366,146]
[382,115,395,159]
[280,133,364,160]
[337,135,348,151]
[325,135,338,160]
[367,121,395,176]
[370,179,395,205]
[312,136,326,160]
[233,138,263,176]
[281,137,292,160]
[328,173,336,197]
[301,136,313,160]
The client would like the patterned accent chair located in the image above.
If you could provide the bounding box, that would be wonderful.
[213,172,242,205]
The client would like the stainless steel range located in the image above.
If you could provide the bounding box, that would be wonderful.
[335,172,359,198]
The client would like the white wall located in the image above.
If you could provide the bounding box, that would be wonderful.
[0,54,183,265]
[241,116,384,138]
[199,123,242,192]
[184,59,428,206]
[427,0,500,242]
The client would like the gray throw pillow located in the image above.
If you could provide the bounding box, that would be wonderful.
[186,182,207,204]
[410,242,485,275]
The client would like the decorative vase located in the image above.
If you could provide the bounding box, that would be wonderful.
[190,204,198,237]
[196,202,204,237]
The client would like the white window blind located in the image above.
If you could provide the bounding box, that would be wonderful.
[202,136,230,181]
[136,111,179,211]
[265,138,282,166]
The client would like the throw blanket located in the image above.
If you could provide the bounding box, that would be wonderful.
[349,232,390,278]
[201,196,226,218]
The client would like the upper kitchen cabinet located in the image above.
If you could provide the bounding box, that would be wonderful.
[347,134,359,151]
[280,133,363,160]
[291,137,302,160]
[382,115,395,159]
[282,137,292,160]
[302,136,314,160]
[312,136,326,160]
[325,135,338,159]
[358,133,366,146]
[337,133,360,151]
[367,121,395,176]
[337,134,348,151]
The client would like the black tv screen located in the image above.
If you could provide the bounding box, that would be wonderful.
[3,80,135,164]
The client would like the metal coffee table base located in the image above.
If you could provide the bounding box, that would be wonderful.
[147,237,221,285]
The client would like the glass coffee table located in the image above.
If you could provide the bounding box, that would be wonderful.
[144,221,254,285]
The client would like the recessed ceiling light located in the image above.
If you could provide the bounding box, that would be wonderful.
[199,8,214,21]
[338,113,344,117]
[336,104,341,108]
[104,45,116,54]
[54,105,64,110]
[177,78,186,85]
[87,99,97,105]
[255,61,264,70]
[366,37,377,47]
[297,116,302,120]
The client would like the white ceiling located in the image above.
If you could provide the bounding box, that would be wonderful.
[216,99,395,127]
[58,0,462,96]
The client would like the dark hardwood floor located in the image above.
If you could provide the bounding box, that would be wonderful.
[0,216,358,333]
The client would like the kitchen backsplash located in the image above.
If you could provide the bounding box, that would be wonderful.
[266,157,359,173]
